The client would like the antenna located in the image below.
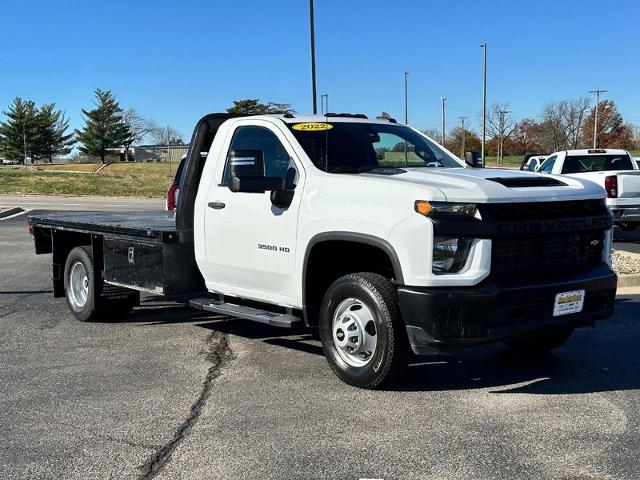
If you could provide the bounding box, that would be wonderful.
[324,96,329,172]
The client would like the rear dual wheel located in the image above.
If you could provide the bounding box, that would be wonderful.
[64,246,137,322]
[319,273,408,389]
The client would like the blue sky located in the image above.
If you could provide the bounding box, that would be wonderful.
[1,0,638,141]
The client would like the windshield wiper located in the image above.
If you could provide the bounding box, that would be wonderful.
[329,166,376,174]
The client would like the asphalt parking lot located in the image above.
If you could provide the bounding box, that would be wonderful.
[1,207,640,479]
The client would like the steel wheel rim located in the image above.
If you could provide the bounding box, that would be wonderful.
[332,297,377,367]
[68,261,89,310]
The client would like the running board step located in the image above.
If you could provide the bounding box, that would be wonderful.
[189,298,302,328]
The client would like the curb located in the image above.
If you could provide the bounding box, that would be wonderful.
[617,273,640,289]
[0,207,24,219]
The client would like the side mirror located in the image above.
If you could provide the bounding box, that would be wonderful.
[227,149,284,193]
[465,151,484,168]
[270,189,295,208]
[229,175,284,193]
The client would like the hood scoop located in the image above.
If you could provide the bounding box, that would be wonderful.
[486,176,567,188]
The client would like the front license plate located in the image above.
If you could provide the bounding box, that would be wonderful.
[553,289,585,316]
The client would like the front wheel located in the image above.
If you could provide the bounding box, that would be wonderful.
[319,273,408,389]
[504,328,573,354]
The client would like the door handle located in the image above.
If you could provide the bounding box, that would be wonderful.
[208,201,226,210]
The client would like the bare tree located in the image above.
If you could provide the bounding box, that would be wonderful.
[150,125,184,145]
[122,109,154,161]
[539,102,566,152]
[561,97,591,149]
[486,103,516,165]
[421,129,441,141]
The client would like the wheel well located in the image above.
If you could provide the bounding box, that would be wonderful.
[51,230,102,298]
[303,240,399,326]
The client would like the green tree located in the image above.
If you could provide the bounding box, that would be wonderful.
[37,104,75,162]
[75,89,132,164]
[0,97,41,164]
[226,98,294,115]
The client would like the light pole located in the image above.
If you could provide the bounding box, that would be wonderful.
[590,89,607,148]
[404,72,409,125]
[309,0,318,114]
[480,43,487,164]
[459,116,467,159]
[441,97,447,146]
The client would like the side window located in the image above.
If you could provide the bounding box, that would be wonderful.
[539,155,557,173]
[222,126,292,185]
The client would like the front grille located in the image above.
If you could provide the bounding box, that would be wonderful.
[492,231,604,280]
[482,199,605,221]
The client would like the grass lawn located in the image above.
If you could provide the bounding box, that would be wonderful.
[37,163,100,173]
[484,155,522,168]
[0,162,174,197]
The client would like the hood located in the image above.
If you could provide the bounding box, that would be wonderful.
[360,167,606,203]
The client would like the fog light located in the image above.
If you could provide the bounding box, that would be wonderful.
[433,236,473,274]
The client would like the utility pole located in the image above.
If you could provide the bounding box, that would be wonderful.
[167,125,172,173]
[404,72,409,124]
[459,116,467,159]
[309,0,318,114]
[589,89,607,148]
[480,43,487,165]
[320,94,328,115]
[441,97,447,146]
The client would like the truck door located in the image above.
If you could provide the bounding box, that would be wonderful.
[203,121,302,305]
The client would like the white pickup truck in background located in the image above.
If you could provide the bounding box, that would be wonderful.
[538,149,640,231]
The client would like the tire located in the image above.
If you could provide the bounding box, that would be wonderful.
[504,328,573,354]
[64,246,135,322]
[319,272,408,389]
[64,246,100,322]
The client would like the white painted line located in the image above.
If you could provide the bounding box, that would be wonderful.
[0,210,29,220]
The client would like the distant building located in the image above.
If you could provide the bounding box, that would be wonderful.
[133,145,189,163]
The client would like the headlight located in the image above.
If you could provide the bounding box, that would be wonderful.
[433,236,473,274]
[415,201,476,216]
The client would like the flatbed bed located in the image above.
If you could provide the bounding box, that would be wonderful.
[28,210,202,296]
[28,210,179,243]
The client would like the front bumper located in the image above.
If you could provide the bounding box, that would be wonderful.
[398,265,617,355]
[612,206,640,223]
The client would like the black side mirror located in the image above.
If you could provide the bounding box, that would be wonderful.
[270,189,295,208]
[227,149,284,193]
[230,175,284,193]
[464,151,475,168]
[270,167,297,208]
[465,151,484,168]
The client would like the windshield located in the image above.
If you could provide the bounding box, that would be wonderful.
[562,154,634,174]
[287,122,464,173]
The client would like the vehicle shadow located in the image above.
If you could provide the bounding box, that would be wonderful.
[394,297,640,394]
[128,297,324,357]
[125,296,639,395]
